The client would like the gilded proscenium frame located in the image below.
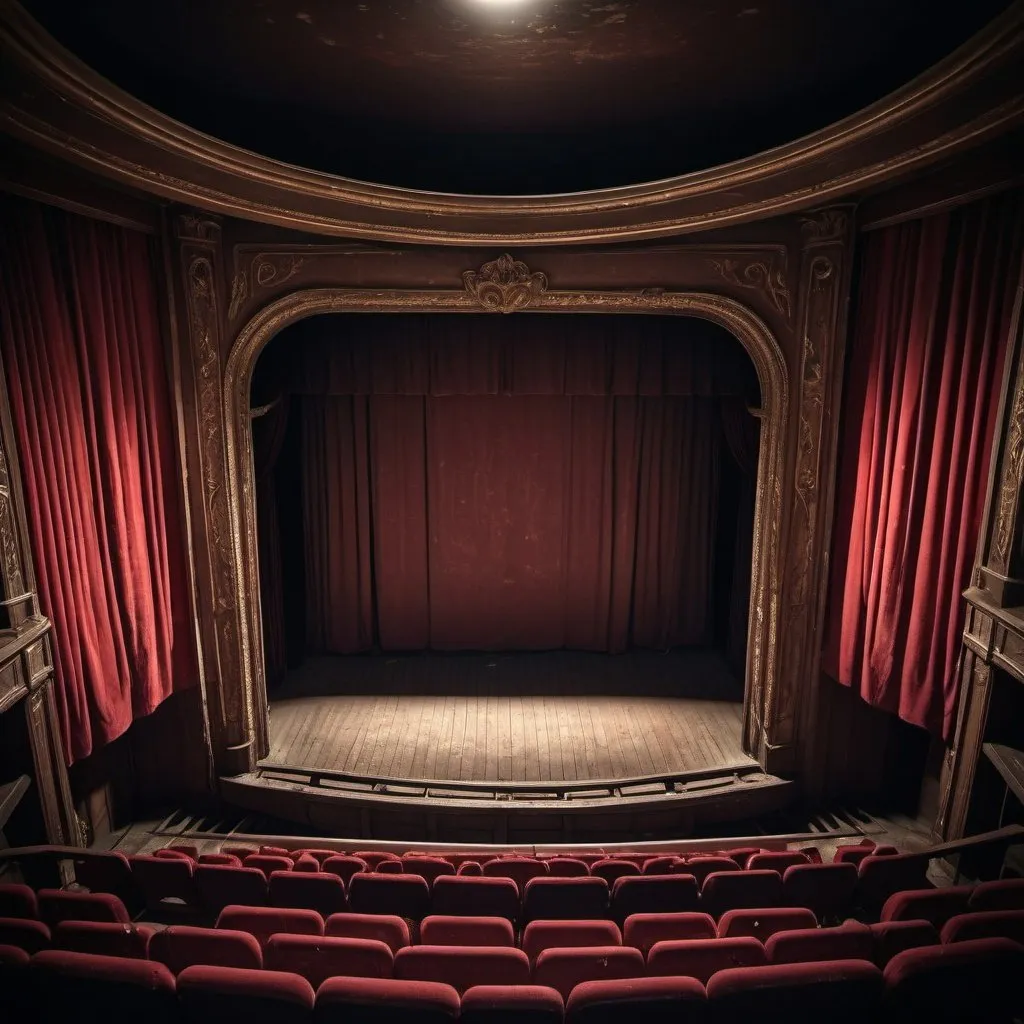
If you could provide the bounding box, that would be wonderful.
[222,285,790,774]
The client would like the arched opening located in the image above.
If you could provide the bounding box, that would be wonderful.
[223,288,789,782]
[248,312,762,781]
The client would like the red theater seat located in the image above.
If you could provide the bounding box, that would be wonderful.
[707,959,884,1022]
[394,945,531,994]
[52,921,154,959]
[521,920,621,963]
[832,840,877,866]
[321,855,369,885]
[746,850,810,872]
[292,849,338,865]
[719,848,761,868]
[880,884,974,927]
[941,909,1024,945]
[566,976,708,1024]
[700,870,784,917]
[458,861,484,876]
[533,945,645,1000]
[856,853,930,914]
[782,862,858,921]
[37,889,130,926]
[222,844,258,860]
[431,876,520,922]
[245,853,296,879]
[420,915,515,947]
[523,878,610,922]
[130,854,198,910]
[0,943,29,964]
[623,911,717,953]
[154,847,193,862]
[968,878,1024,912]
[590,859,640,886]
[765,922,874,965]
[265,934,393,987]
[198,852,242,866]
[483,857,549,891]
[717,907,817,942]
[647,936,766,983]
[348,873,431,921]
[166,844,200,860]
[325,912,410,952]
[315,976,460,1024]
[270,870,347,916]
[883,937,1024,1023]
[31,949,178,1023]
[684,857,739,887]
[641,857,682,876]
[72,851,135,905]
[869,919,940,966]
[610,874,699,922]
[178,965,314,1024]
[194,864,268,912]
[0,883,38,919]
[0,916,51,954]
[402,857,456,886]
[216,905,324,947]
[461,984,565,1024]
[545,858,590,877]
[260,846,292,858]
[149,924,263,972]
[377,860,405,874]
[354,851,403,871]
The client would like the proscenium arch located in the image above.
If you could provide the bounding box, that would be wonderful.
[224,289,790,769]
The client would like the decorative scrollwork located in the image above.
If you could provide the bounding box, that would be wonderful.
[800,209,850,242]
[228,272,249,321]
[708,255,792,320]
[176,213,220,243]
[463,254,548,313]
[254,254,305,289]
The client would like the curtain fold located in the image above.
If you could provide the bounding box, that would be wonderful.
[293,314,755,656]
[0,198,196,763]
[823,191,1023,739]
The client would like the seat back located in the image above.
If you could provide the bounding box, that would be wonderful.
[269,871,347,916]
[420,915,515,947]
[940,909,1024,945]
[354,851,403,871]
[533,945,645,1000]
[325,912,410,953]
[610,874,699,923]
[71,851,136,907]
[521,920,621,963]
[707,959,884,1022]
[685,857,740,887]
[745,851,809,873]
[52,921,153,959]
[765,922,874,965]
[315,976,460,1024]
[482,857,549,891]
[149,924,263,972]
[129,854,198,909]
[37,889,130,926]
[244,854,295,879]
[402,857,456,886]
[178,964,314,1024]
[393,945,531,994]
[198,853,242,866]
[856,854,930,914]
[868,919,940,966]
[565,976,707,1024]
[523,878,610,923]
[647,936,766,984]
[265,934,393,987]
[0,883,38,919]
[461,983,565,1024]
[0,916,51,954]
[879,884,973,928]
[30,949,178,1024]
[431,876,520,922]
[968,878,1024,912]
[194,864,268,913]
[590,859,640,886]
[216,905,324,947]
[717,907,817,942]
[545,858,590,878]
[348,874,431,921]
[782,862,858,922]
[700,871,783,918]
[321,856,368,885]
[622,911,716,954]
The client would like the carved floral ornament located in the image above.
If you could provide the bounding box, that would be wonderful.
[463,254,548,313]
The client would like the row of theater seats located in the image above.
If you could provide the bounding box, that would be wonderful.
[36,843,945,923]
[3,939,1023,1023]
[4,904,1024,987]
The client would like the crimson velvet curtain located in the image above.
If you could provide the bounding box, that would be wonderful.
[0,199,196,763]
[824,191,1024,739]
[275,314,757,655]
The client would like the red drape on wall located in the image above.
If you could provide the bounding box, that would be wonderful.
[0,199,196,763]
[823,191,1024,739]
[287,315,756,655]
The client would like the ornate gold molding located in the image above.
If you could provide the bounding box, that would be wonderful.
[463,254,548,313]
[223,286,789,773]
[229,253,307,321]
[0,444,25,600]
[708,254,792,320]
[992,351,1024,572]
[1,0,1021,244]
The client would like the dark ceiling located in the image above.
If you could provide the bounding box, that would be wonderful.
[23,0,1015,195]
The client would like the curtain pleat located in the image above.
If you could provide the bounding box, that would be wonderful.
[0,198,196,763]
[824,190,1023,739]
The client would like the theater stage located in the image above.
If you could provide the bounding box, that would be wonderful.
[265,648,752,782]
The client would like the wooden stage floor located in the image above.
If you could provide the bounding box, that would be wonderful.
[266,650,752,784]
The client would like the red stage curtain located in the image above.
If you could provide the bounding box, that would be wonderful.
[291,314,755,655]
[0,199,196,763]
[823,191,1024,739]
